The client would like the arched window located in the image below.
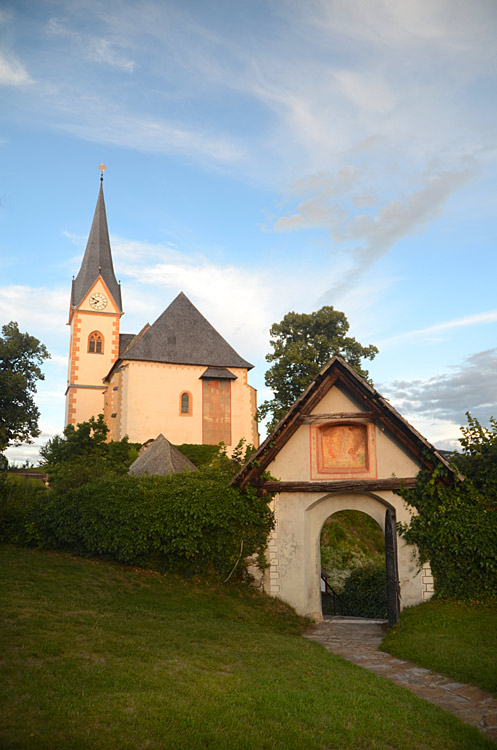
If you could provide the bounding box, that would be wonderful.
[88,331,104,354]
[180,391,192,416]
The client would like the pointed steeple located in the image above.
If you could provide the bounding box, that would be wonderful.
[72,180,122,311]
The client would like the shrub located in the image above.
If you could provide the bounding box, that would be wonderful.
[453,413,497,496]
[320,510,384,592]
[40,415,140,491]
[0,475,49,547]
[174,443,221,468]
[174,439,256,472]
[337,564,388,618]
[13,466,274,579]
[396,463,497,600]
[396,414,497,600]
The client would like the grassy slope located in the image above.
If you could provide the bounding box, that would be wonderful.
[381,598,497,695]
[322,510,385,558]
[320,511,384,588]
[0,546,494,750]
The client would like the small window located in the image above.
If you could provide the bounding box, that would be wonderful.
[180,391,192,416]
[88,331,104,354]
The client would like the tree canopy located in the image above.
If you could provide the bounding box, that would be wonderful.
[397,412,497,600]
[0,322,50,455]
[451,412,497,497]
[40,415,140,490]
[257,306,378,430]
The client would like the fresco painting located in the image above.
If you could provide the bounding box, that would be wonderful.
[202,379,231,445]
[318,423,368,472]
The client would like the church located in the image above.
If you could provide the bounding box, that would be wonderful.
[65,177,259,450]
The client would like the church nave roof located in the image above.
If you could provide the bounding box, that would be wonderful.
[117,292,253,370]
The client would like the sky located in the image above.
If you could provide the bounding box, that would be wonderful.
[1,0,496,464]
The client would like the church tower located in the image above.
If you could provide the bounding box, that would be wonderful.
[65,171,123,426]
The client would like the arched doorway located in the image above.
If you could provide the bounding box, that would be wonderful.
[320,509,387,618]
[306,493,400,624]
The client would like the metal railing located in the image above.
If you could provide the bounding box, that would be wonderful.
[320,573,345,616]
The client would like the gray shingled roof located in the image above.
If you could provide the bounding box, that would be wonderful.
[72,182,122,311]
[119,333,136,356]
[128,434,198,476]
[201,367,237,380]
[122,292,253,369]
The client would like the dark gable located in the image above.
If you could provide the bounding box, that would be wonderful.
[122,292,254,369]
[234,355,456,490]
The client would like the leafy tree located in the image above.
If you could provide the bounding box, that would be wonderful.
[396,413,497,600]
[257,306,378,430]
[0,321,50,455]
[451,412,497,498]
[40,415,140,490]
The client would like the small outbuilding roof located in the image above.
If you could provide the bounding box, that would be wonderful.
[128,434,198,476]
[200,367,237,380]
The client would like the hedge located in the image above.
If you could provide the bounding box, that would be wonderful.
[396,464,497,600]
[339,565,388,618]
[1,467,274,578]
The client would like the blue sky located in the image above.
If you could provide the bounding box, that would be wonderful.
[1,0,496,463]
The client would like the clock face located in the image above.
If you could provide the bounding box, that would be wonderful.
[89,292,108,310]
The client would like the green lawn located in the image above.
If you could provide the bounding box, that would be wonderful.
[0,546,494,749]
[381,598,497,695]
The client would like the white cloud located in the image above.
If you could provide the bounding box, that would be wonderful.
[270,163,474,291]
[335,71,396,115]
[0,285,68,334]
[0,52,32,86]
[55,100,244,163]
[49,354,68,367]
[2,0,494,184]
[392,413,462,452]
[378,310,497,348]
[47,18,135,73]
[306,0,495,56]
[87,38,135,73]
[382,349,497,426]
[113,236,359,361]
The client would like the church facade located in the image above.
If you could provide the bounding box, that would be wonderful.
[65,180,259,450]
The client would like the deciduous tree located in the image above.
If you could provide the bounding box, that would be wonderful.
[451,412,497,497]
[0,322,50,456]
[257,306,378,430]
[397,412,497,599]
[40,415,140,490]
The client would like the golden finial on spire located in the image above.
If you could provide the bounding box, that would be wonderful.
[99,163,106,182]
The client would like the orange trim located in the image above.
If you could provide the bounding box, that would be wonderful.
[179,391,193,416]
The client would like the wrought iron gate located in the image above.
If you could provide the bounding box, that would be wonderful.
[385,508,400,625]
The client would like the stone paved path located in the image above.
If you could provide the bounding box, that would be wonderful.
[304,617,497,743]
